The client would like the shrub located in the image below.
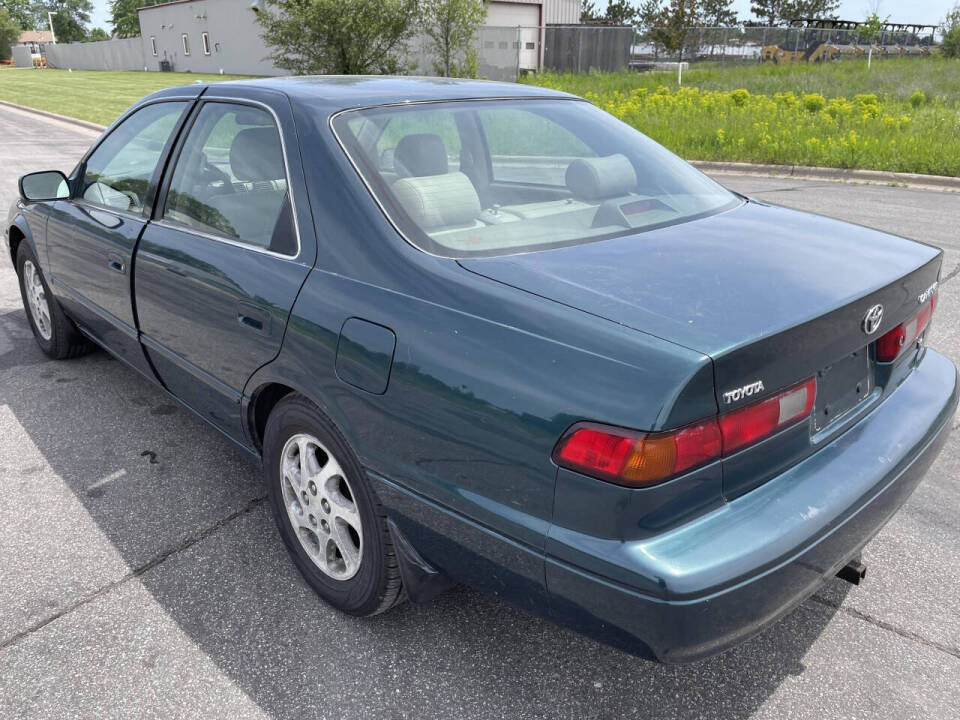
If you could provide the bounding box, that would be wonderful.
[942,4,960,59]
[826,97,853,118]
[258,0,419,75]
[909,90,927,107]
[803,93,826,113]
[730,88,750,107]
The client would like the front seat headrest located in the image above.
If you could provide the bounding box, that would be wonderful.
[394,133,449,177]
[565,154,638,200]
[230,127,285,182]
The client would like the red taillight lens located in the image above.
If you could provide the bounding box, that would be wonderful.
[553,419,722,488]
[553,426,638,481]
[876,292,937,363]
[719,378,816,454]
[554,378,817,487]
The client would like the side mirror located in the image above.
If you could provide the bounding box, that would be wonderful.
[19,171,70,202]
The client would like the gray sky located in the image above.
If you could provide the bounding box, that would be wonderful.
[87,0,952,36]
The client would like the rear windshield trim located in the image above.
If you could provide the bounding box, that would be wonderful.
[329,98,741,260]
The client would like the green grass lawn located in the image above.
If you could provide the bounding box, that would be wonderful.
[2,61,959,176]
[523,57,960,104]
[522,58,960,176]
[0,69,257,126]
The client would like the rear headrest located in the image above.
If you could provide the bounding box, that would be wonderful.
[565,154,637,200]
[395,133,449,177]
[230,127,285,182]
[392,171,480,231]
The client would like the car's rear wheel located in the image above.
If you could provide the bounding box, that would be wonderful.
[15,243,90,359]
[263,394,403,615]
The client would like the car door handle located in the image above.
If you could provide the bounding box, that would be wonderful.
[107,254,126,274]
[237,303,270,335]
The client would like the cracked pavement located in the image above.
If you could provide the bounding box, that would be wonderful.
[0,105,958,719]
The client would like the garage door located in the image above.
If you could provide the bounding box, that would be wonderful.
[486,1,541,71]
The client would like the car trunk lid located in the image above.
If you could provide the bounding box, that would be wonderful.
[460,200,942,433]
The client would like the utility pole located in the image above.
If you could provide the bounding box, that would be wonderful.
[47,11,57,44]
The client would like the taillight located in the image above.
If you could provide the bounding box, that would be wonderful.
[719,378,816,454]
[554,378,816,487]
[876,292,937,363]
[552,419,721,488]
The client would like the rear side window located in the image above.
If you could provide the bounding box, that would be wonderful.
[81,101,187,213]
[162,102,296,254]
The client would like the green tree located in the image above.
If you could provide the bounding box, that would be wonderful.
[34,0,93,43]
[651,0,699,75]
[701,0,736,26]
[750,0,782,26]
[258,0,419,75]
[636,0,663,29]
[421,0,486,77]
[780,0,840,21]
[941,3,960,58]
[86,25,109,40]
[1,0,34,29]
[109,0,155,38]
[605,0,637,24]
[0,7,20,61]
[859,11,887,69]
[580,0,602,21]
[636,0,663,57]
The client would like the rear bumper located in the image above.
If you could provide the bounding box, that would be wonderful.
[545,348,958,662]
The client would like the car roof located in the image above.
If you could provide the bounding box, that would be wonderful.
[147,75,577,111]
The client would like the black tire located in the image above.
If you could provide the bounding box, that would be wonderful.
[15,242,91,360]
[263,394,403,616]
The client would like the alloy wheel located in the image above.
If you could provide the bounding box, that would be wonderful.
[280,433,364,580]
[23,260,52,341]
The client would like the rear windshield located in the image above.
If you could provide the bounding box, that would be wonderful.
[332,99,738,258]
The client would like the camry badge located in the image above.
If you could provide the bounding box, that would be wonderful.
[918,281,938,305]
[862,304,884,335]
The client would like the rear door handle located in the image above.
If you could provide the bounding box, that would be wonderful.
[237,303,270,335]
[107,254,126,274]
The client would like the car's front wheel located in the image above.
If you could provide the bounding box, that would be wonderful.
[15,243,90,359]
[263,394,403,616]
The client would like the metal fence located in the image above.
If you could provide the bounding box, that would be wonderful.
[44,37,148,72]
[632,25,938,65]
[407,26,535,82]
[22,23,942,81]
[409,24,633,81]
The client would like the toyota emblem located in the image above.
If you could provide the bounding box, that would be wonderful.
[862,304,884,335]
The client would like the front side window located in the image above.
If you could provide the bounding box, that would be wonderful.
[201,32,211,55]
[182,33,190,55]
[150,36,157,56]
[332,99,738,257]
[80,101,187,213]
[162,102,295,254]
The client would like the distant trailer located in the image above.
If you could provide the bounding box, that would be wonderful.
[832,44,865,56]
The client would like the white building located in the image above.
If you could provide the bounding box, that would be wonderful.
[137,0,582,77]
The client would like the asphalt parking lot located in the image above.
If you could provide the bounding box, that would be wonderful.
[0,103,958,719]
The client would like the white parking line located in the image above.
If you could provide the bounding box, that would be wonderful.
[87,468,127,491]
